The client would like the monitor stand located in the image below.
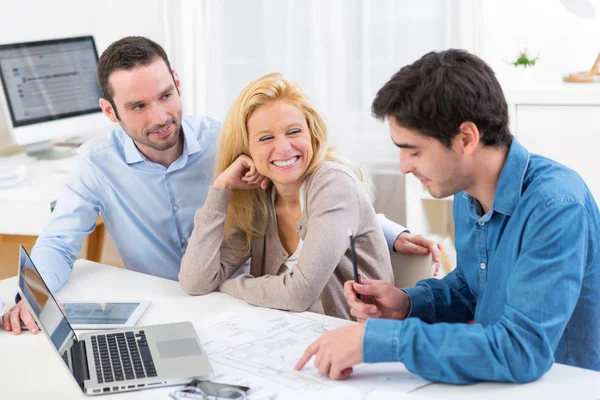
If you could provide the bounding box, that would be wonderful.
[25,140,77,160]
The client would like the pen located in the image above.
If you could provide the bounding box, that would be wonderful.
[348,228,361,300]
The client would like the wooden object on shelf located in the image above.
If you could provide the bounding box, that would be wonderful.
[563,53,600,83]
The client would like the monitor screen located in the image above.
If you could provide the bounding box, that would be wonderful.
[18,246,76,354]
[0,36,103,128]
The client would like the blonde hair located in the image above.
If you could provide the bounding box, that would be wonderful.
[216,72,364,251]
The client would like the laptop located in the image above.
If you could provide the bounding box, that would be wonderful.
[17,246,213,395]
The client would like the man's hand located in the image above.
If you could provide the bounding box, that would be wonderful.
[2,300,38,335]
[294,323,364,380]
[394,232,441,276]
[344,279,410,322]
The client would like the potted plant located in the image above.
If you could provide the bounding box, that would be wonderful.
[512,50,538,68]
[511,48,539,84]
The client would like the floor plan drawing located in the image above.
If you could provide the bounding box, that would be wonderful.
[191,308,431,399]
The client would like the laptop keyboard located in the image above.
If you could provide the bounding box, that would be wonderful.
[91,330,157,384]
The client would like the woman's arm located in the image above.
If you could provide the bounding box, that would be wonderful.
[179,187,250,295]
[180,154,269,295]
[219,167,364,311]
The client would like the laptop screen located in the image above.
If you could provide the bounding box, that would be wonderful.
[18,246,76,354]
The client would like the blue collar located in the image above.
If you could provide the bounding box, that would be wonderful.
[492,138,530,216]
[465,138,530,220]
[123,118,201,165]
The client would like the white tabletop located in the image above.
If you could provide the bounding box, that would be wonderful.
[1,261,600,399]
[0,150,76,236]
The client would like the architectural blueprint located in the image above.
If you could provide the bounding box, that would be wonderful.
[186,308,432,400]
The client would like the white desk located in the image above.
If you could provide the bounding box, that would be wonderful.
[0,150,106,264]
[0,149,75,237]
[1,261,600,400]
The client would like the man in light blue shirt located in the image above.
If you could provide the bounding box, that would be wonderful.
[296,49,600,383]
[2,36,438,334]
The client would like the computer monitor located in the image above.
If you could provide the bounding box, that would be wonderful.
[0,36,113,157]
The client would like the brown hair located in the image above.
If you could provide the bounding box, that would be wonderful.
[96,36,176,119]
[372,49,512,148]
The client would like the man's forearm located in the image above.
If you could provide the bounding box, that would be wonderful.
[30,244,76,294]
[403,268,475,323]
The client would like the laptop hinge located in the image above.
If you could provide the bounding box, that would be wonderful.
[71,339,90,389]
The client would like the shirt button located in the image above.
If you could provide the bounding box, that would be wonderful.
[480,263,486,270]
[478,221,485,226]
[173,205,179,212]
[181,237,187,244]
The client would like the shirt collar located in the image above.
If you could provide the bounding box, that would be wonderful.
[492,138,530,216]
[463,138,530,220]
[123,118,201,165]
[123,130,144,165]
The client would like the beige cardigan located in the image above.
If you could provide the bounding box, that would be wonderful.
[179,161,394,319]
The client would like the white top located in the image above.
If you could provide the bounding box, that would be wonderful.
[276,184,325,314]
[279,238,303,275]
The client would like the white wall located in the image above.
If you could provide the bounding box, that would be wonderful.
[475,0,600,83]
[0,0,167,50]
[0,0,168,142]
[170,0,453,168]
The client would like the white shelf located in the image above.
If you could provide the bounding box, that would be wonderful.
[503,82,600,106]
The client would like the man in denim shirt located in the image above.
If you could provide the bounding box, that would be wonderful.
[296,49,600,384]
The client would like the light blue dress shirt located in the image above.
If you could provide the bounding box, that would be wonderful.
[31,115,405,294]
[363,138,600,383]
[32,116,221,293]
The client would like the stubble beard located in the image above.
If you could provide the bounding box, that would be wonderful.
[143,122,182,151]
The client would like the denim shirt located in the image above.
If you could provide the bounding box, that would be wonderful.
[363,138,600,384]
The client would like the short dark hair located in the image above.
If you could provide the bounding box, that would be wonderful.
[372,49,512,148]
[96,36,175,119]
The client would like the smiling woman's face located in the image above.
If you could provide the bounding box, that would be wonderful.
[247,101,313,187]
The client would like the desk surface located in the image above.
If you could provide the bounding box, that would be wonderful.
[1,261,600,400]
[0,150,76,236]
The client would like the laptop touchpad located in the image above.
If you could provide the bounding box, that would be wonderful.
[156,338,201,359]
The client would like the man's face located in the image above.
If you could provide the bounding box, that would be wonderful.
[388,116,472,199]
[101,58,183,155]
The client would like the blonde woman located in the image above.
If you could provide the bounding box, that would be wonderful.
[179,73,393,319]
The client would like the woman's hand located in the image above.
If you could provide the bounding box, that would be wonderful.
[213,154,270,191]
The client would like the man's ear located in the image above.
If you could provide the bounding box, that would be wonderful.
[172,69,182,95]
[99,98,119,123]
[456,121,480,155]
